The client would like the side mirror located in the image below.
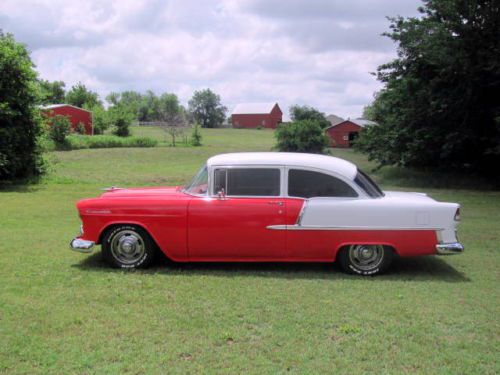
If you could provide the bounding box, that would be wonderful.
[217,188,226,199]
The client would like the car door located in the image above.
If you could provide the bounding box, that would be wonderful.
[187,166,286,260]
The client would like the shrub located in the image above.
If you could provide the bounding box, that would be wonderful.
[75,122,86,135]
[91,106,112,135]
[110,107,133,137]
[65,135,157,150]
[191,123,202,146]
[274,120,329,154]
[49,115,71,145]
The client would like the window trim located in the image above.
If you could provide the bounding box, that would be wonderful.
[209,165,285,198]
[285,166,364,199]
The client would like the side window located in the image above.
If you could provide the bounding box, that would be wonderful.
[214,168,280,196]
[214,169,227,194]
[288,169,358,198]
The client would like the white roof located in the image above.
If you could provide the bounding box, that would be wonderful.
[232,102,278,115]
[40,104,92,113]
[325,117,376,130]
[351,118,376,127]
[207,152,357,179]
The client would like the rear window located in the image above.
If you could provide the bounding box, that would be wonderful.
[354,169,384,198]
[288,169,358,198]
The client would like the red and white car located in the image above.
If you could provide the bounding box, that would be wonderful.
[70,152,463,275]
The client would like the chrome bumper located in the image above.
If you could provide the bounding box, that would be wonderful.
[70,238,95,253]
[436,242,464,255]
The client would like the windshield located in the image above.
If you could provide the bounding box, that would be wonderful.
[354,169,384,198]
[184,164,208,195]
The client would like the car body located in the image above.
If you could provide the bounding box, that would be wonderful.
[70,152,463,275]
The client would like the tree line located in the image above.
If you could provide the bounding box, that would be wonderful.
[38,80,227,135]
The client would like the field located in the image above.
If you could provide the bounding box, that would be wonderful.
[0,127,499,374]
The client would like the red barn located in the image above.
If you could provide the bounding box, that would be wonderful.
[326,118,376,148]
[41,104,93,135]
[231,102,283,129]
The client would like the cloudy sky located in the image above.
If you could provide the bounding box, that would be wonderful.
[1,0,421,119]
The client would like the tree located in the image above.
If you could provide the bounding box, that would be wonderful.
[109,106,133,137]
[188,89,227,128]
[66,82,102,109]
[191,122,202,146]
[356,0,500,175]
[274,120,329,154]
[289,105,330,128]
[48,115,71,145]
[92,106,112,135]
[38,79,65,104]
[0,32,45,180]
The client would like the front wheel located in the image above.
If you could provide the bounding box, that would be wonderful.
[338,244,393,276]
[102,225,156,269]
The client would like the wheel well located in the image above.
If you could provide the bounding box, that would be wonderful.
[98,223,153,246]
[334,243,398,261]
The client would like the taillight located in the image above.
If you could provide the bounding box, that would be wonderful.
[454,207,461,221]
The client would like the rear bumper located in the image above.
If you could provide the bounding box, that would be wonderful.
[436,242,464,255]
[70,237,95,253]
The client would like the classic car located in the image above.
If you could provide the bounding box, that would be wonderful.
[70,152,463,275]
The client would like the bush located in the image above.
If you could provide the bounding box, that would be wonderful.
[65,135,157,150]
[109,106,133,137]
[191,123,202,146]
[49,115,71,145]
[274,120,329,154]
[75,122,86,135]
[91,106,112,135]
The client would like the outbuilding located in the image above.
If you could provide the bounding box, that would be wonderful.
[326,118,376,148]
[41,104,93,135]
[231,102,283,129]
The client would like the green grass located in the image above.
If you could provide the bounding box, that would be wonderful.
[0,128,499,374]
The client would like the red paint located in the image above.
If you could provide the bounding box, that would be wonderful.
[42,105,93,135]
[326,120,363,148]
[75,188,439,262]
[232,104,283,129]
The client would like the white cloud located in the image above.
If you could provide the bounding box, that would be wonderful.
[0,0,422,118]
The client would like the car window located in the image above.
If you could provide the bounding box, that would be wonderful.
[184,165,208,195]
[214,168,280,196]
[288,169,358,198]
[354,169,384,198]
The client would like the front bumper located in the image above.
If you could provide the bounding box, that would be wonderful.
[436,242,464,255]
[70,237,95,253]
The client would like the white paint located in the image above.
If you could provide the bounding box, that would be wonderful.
[299,191,460,243]
[207,152,358,180]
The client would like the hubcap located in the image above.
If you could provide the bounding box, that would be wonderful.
[349,245,384,271]
[110,230,145,265]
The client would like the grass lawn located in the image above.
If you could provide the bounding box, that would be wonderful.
[0,127,499,374]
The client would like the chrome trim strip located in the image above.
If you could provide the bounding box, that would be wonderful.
[267,225,444,231]
[436,242,464,255]
[296,200,308,225]
[70,238,95,253]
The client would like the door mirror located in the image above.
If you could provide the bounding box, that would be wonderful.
[217,188,226,200]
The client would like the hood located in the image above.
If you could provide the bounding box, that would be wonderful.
[100,186,183,198]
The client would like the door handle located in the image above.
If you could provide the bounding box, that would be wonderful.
[268,201,283,206]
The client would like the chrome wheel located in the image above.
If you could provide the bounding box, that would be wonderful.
[110,230,146,265]
[348,245,384,272]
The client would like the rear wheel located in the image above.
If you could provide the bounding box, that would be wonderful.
[338,244,392,276]
[102,225,155,269]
